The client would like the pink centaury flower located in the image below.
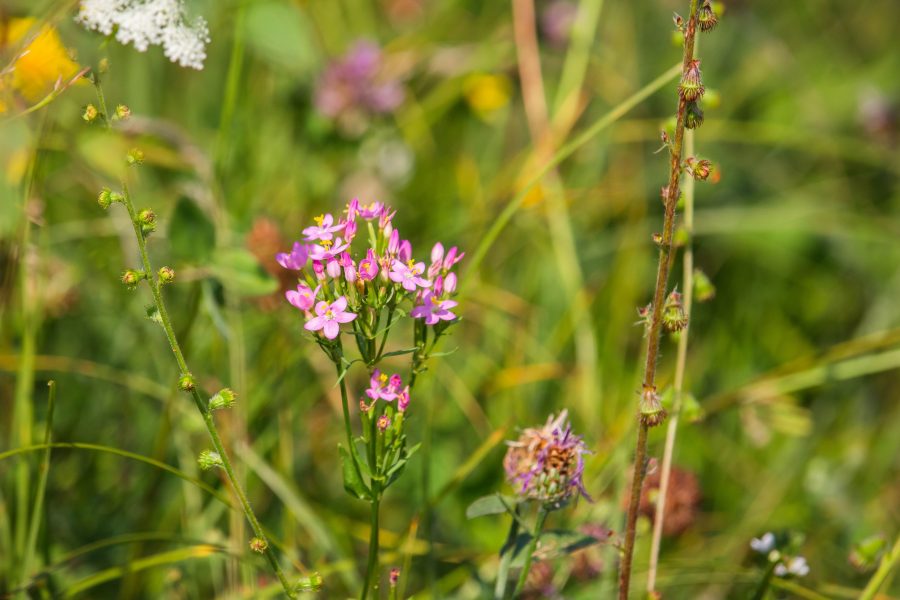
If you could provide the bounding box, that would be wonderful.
[285,283,319,311]
[390,259,431,291]
[276,242,310,270]
[304,296,356,339]
[303,213,344,242]
[411,291,457,325]
[308,238,351,263]
[358,248,379,281]
[366,370,403,401]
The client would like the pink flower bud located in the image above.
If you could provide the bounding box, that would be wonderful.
[399,240,412,262]
[387,229,400,255]
[444,272,457,294]
[326,258,341,278]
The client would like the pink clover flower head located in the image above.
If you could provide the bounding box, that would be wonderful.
[366,369,403,401]
[285,283,319,311]
[303,213,344,242]
[276,242,310,271]
[314,41,404,120]
[410,290,457,325]
[358,248,379,281]
[503,410,592,505]
[390,259,431,291]
[304,296,357,340]
[397,386,410,413]
[309,238,350,262]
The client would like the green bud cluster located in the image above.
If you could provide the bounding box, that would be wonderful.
[209,388,237,411]
[198,449,223,470]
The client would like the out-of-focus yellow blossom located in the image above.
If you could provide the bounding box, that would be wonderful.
[0,18,82,112]
[463,73,511,119]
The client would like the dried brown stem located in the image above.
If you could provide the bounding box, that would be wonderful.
[618,2,701,598]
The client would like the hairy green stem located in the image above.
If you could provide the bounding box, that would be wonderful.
[750,559,778,600]
[511,507,549,598]
[860,534,900,600]
[618,2,700,598]
[93,80,295,599]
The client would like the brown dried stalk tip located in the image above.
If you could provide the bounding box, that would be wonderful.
[698,0,719,32]
[640,385,668,427]
[678,60,704,102]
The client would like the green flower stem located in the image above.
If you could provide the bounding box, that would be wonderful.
[619,1,700,598]
[750,559,778,600]
[92,80,295,599]
[860,533,900,600]
[511,507,549,598]
[120,184,295,598]
[361,494,381,600]
[335,351,358,459]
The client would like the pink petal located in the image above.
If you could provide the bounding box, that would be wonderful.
[334,311,357,323]
[332,296,348,312]
[314,301,330,316]
[305,316,325,331]
[323,320,340,339]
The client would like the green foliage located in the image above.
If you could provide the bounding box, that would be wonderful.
[1,0,900,598]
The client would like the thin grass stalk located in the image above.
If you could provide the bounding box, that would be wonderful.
[618,1,701,598]
[91,80,296,599]
[17,381,55,594]
[511,0,599,423]
[646,124,696,592]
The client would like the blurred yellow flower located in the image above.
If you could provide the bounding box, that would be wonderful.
[463,73,511,118]
[1,18,83,112]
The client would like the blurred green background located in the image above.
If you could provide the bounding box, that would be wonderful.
[2,0,899,597]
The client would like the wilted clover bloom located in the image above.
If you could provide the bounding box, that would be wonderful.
[503,410,591,506]
[315,42,404,124]
[76,0,210,69]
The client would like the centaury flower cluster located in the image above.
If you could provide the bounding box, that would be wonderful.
[277,199,461,344]
[277,199,462,595]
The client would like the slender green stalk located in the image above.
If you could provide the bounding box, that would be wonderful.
[618,2,701,598]
[860,534,900,600]
[361,496,381,600]
[17,381,56,594]
[750,560,778,600]
[92,80,295,599]
[511,507,549,598]
[647,123,697,592]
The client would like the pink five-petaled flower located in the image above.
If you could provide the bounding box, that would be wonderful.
[366,369,402,401]
[303,213,344,242]
[308,238,351,262]
[286,283,320,311]
[276,242,310,270]
[304,296,356,340]
[358,248,379,281]
[411,290,457,325]
[390,259,431,291]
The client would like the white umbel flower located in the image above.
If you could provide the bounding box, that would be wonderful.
[76,0,210,69]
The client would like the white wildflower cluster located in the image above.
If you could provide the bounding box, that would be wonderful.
[76,0,210,70]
